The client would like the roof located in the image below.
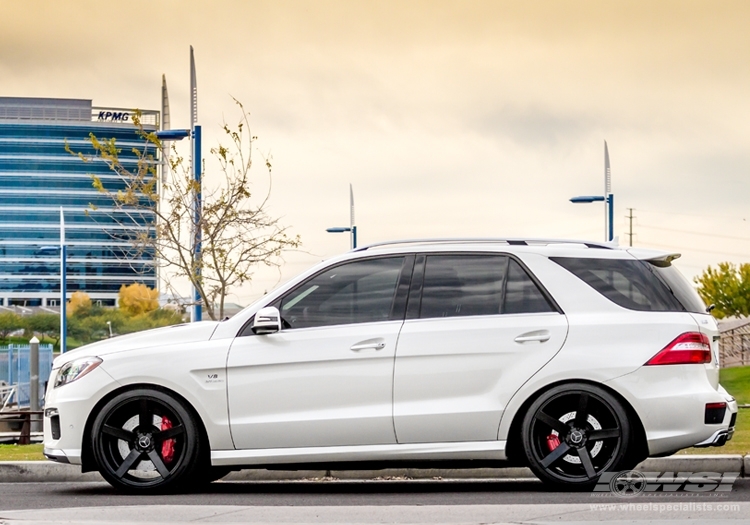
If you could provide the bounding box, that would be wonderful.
[354,238,617,252]
[0,97,91,122]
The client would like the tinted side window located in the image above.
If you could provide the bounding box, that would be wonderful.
[504,259,556,314]
[419,255,507,319]
[649,262,706,314]
[551,257,685,312]
[279,257,405,329]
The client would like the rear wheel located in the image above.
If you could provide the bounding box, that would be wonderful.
[91,389,202,493]
[522,383,632,489]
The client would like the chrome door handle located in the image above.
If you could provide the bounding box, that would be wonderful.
[514,330,551,343]
[350,340,386,352]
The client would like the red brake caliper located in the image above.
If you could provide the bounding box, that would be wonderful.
[161,416,175,464]
[546,433,561,452]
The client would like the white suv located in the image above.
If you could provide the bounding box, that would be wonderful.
[43,239,738,492]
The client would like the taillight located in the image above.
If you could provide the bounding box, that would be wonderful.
[645,332,712,365]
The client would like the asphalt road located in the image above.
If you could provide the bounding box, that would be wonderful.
[0,478,749,508]
[1,479,750,524]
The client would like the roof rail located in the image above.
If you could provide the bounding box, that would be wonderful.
[353,238,616,252]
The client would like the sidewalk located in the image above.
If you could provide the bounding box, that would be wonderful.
[0,455,747,483]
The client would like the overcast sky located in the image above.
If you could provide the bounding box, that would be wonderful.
[2,0,749,304]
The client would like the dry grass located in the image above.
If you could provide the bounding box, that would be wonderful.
[0,444,45,461]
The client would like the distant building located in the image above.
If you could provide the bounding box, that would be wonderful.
[0,97,159,307]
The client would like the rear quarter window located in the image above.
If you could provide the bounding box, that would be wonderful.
[551,257,705,313]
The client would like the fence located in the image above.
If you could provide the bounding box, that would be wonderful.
[720,331,750,368]
[0,344,53,408]
[718,317,750,368]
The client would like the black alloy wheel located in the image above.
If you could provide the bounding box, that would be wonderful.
[91,389,201,493]
[521,383,632,489]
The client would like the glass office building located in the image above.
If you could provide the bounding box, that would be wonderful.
[0,97,159,307]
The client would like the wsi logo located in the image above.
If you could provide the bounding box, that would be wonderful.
[594,470,740,497]
[97,111,130,122]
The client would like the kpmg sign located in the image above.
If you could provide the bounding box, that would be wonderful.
[91,107,159,126]
[96,110,131,122]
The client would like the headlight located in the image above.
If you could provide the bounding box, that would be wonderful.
[54,357,103,388]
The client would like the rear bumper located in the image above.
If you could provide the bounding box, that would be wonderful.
[605,366,738,456]
[693,428,732,448]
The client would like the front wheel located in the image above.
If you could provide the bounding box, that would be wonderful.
[91,389,202,493]
[521,383,633,489]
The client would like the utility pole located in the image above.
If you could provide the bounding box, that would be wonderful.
[626,208,636,247]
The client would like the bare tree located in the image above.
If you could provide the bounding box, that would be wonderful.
[69,99,300,320]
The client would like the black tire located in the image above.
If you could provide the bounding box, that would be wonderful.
[521,383,632,489]
[91,388,202,493]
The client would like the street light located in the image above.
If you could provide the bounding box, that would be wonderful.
[570,141,614,242]
[326,184,357,249]
[326,226,357,249]
[154,125,202,322]
[570,194,614,242]
[154,129,189,141]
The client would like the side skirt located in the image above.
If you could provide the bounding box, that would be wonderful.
[211,440,507,468]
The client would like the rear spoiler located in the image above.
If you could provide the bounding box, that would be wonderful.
[645,253,681,268]
[626,247,682,267]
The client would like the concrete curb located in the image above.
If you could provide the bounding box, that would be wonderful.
[635,454,745,475]
[0,455,746,483]
[0,461,103,483]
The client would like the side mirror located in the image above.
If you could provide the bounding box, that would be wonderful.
[251,306,282,335]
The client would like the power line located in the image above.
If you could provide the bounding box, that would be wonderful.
[637,241,750,259]
[638,209,749,223]
[638,224,750,242]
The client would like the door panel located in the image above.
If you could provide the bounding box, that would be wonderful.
[393,253,568,444]
[227,321,402,449]
[393,313,568,443]
[226,255,412,451]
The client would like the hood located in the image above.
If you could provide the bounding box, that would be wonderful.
[54,321,220,368]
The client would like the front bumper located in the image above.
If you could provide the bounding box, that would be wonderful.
[42,365,120,466]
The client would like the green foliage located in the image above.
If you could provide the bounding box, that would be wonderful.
[694,262,750,319]
[25,313,59,343]
[66,304,184,345]
[0,312,24,341]
[66,303,110,343]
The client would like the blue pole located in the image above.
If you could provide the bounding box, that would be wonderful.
[607,194,614,241]
[61,245,67,353]
[193,125,202,322]
[60,207,67,353]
